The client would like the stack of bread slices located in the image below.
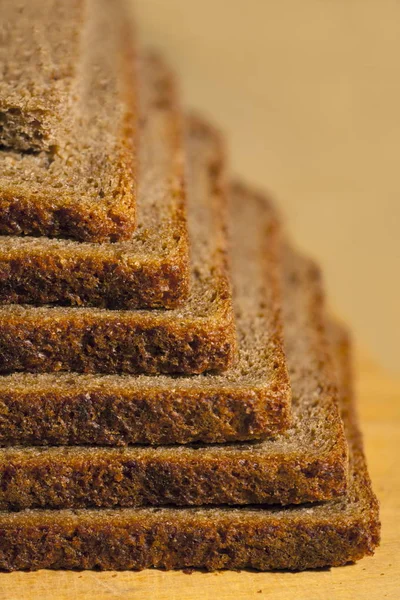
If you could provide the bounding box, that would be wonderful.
[0,0,379,572]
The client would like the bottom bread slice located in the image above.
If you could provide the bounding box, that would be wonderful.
[0,322,380,571]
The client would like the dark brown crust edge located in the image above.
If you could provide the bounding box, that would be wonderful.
[0,440,346,510]
[0,323,380,571]
[0,384,290,446]
[0,313,236,375]
[0,514,379,572]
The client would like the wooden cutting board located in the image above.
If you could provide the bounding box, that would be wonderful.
[0,352,398,600]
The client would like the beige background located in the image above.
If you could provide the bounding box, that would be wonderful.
[134,0,399,373]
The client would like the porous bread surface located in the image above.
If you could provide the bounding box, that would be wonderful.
[0,183,290,445]
[0,249,348,509]
[0,324,380,571]
[0,116,235,375]
[0,52,190,309]
[0,0,137,241]
[0,0,84,151]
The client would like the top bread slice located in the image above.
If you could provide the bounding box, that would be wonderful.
[0,0,137,241]
[0,0,87,152]
[0,321,380,571]
[0,116,236,375]
[0,52,190,309]
[0,182,291,445]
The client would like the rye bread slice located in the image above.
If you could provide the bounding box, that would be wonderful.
[0,249,348,509]
[0,52,190,310]
[0,183,290,445]
[0,116,236,376]
[0,0,137,242]
[0,322,380,572]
